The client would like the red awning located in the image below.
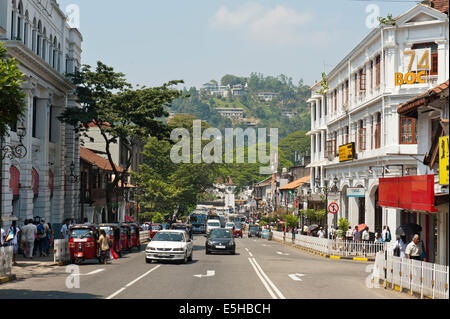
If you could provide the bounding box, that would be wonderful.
[9,166,20,196]
[379,175,438,212]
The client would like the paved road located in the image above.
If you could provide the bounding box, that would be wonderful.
[0,234,414,299]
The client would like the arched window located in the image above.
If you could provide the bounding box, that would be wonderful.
[37,20,42,56]
[17,1,23,40]
[11,0,17,40]
[32,18,36,52]
[24,10,29,45]
[57,43,61,72]
[42,27,47,60]
[52,37,57,68]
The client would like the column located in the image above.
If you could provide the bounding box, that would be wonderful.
[33,96,51,220]
[436,40,448,84]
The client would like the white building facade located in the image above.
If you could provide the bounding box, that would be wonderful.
[1,0,82,230]
[307,3,448,262]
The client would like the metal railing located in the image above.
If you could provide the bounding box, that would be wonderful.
[271,231,387,257]
[0,246,13,278]
[371,251,449,299]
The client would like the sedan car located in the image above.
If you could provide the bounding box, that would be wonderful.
[248,225,262,238]
[205,228,235,255]
[233,223,243,238]
[225,222,235,230]
[145,230,193,264]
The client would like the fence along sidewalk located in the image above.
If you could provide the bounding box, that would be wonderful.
[271,231,386,257]
[371,251,449,299]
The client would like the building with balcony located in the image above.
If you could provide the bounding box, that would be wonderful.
[1,0,82,231]
[306,1,448,262]
[216,108,244,120]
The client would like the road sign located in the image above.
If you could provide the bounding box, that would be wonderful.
[339,143,356,162]
[328,202,339,214]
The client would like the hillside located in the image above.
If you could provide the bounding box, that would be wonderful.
[170,73,311,139]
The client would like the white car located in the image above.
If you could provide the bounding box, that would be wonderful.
[145,230,193,264]
[225,222,235,229]
[206,219,221,236]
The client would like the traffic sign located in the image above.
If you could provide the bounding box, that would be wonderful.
[328,202,339,214]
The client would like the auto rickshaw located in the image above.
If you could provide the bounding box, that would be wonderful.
[98,223,122,257]
[68,224,102,264]
[128,223,141,251]
[150,223,163,239]
[120,223,132,251]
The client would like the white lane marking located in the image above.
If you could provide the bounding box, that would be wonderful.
[245,248,249,252]
[289,273,305,281]
[249,251,253,257]
[81,269,105,276]
[248,258,277,299]
[194,270,215,278]
[276,251,290,256]
[106,265,161,299]
[251,258,286,299]
[262,244,271,247]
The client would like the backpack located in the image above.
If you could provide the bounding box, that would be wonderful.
[37,224,45,236]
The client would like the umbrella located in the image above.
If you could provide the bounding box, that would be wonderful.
[125,215,135,223]
[308,224,319,231]
[396,223,422,236]
[358,224,367,232]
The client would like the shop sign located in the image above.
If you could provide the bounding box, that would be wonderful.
[439,136,449,185]
[347,187,365,197]
[395,49,430,86]
[339,143,356,162]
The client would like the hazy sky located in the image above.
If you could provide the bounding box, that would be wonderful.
[57,0,416,89]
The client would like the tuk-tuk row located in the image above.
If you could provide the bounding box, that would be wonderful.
[68,223,141,265]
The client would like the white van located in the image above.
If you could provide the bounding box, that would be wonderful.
[206,219,221,236]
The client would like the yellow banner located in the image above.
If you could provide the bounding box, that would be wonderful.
[439,136,449,185]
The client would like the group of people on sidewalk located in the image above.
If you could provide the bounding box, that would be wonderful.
[1,219,54,265]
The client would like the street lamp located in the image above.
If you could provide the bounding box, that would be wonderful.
[1,125,28,229]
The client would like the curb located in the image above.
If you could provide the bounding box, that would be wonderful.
[272,238,374,262]
[0,274,17,284]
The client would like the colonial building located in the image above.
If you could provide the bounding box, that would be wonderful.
[307,1,448,262]
[1,0,82,230]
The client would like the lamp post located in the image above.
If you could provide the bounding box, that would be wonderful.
[1,125,27,228]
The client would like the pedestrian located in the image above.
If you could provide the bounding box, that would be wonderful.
[317,227,325,239]
[328,225,335,240]
[5,221,20,265]
[362,227,370,241]
[375,232,383,243]
[37,220,49,257]
[384,226,392,242]
[97,230,111,264]
[0,226,5,247]
[60,219,70,240]
[46,223,54,255]
[353,226,359,241]
[405,234,423,261]
[303,224,308,236]
[21,219,37,259]
[346,226,353,241]
[393,235,407,258]
[32,220,39,256]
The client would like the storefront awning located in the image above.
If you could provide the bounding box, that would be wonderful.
[379,175,438,212]
[280,175,310,191]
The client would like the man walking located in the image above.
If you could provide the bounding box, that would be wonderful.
[406,234,423,261]
[37,220,49,257]
[317,227,325,238]
[21,219,37,259]
[60,219,70,240]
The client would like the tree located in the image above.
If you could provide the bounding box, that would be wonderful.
[152,212,165,224]
[133,114,219,219]
[0,42,26,139]
[58,61,183,221]
[285,214,299,230]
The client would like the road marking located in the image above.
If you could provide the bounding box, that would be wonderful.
[249,251,253,257]
[194,270,215,278]
[81,269,105,276]
[248,258,277,299]
[250,258,285,299]
[106,265,161,299]
[245,248,249,252]
[262,244,271,247]
[288,273,305,281]
[276,251,290,256]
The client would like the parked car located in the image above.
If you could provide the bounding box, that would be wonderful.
[248,225,262,238]
[206,219,221,236]
[145,230,193,264]
[205,228,235,255]
[233,223,243,238]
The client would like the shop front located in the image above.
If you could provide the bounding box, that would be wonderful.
[379,175,440,263]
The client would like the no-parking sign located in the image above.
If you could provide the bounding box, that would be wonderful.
[328,202,339,215]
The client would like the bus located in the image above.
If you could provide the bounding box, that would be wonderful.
[228,214,246,225]
[189,212,207,234]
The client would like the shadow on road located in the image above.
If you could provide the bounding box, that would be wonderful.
[0,288,101,299]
